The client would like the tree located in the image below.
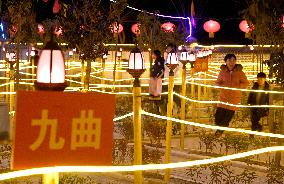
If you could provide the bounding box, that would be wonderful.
[136,12,187,72]
[244,0,284,166]
[6,0,40,89]
[244,0,284,87]
[57,0,127,89]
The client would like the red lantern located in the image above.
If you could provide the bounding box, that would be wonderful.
[203,20,220,38]
[38,24,45,34]
[282,16,284,28]
[53,0,60,14]
[161,22,175,32]
[110,22,123,34]
[131,23,140,35]
[239,20,253,38]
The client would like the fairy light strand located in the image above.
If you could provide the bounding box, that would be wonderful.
[0,146,284,181]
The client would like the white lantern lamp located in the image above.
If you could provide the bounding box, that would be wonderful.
[179,49,190,69]
[34,39,68,91]
[127,47,145,86]
[166,50,179,71]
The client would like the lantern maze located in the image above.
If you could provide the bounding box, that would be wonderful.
[0,47,283,181]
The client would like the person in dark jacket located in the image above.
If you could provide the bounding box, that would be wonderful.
[247,72,270,131]
[149,50,165,99]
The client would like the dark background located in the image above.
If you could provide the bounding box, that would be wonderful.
[125,0,253,45]
[1,0,253,45]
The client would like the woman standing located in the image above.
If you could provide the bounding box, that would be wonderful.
[149,50,165,100]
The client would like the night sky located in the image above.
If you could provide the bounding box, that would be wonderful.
[126,0,253,45]
[1,0,253,45]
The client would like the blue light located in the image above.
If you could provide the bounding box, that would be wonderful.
[0,23,3,32]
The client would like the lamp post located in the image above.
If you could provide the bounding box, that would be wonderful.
[34,38,68,91]
[127,47,145,184]
[117,48,123,80]
[5,52,16,133]
[164,50,179,182]
[34,36,67,184]
[179,49,190,150]
[189,52,197,124]
[113,48,122,91]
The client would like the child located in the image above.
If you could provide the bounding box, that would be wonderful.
[247,72,270,131]
[149,50,165,100]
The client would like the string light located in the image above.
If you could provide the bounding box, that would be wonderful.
[142,111,284,138]
[109,0,192,40]
[173,92,284,108]
[0,146,284,181]
[186,81,284,94]
[113,112,133,121]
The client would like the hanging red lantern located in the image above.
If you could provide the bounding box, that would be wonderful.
[110,22,123,34]
[239,20,253,38]
[131,23,141,35]
[53,0,60,14]
[161,22,175,32]
[38,24,45,34]
[282,16,284,28]
[203,20,220,38]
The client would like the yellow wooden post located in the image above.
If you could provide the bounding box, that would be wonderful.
[32,58,35,83]
[9,66,14,115]
[190,67,195,122]
[5,63,9,103]
[81,61,85,88]
[197,73,201,119]
[133,78,143,184]
[43,172,59,184]
[101,59,106,91]
[118,57,122,80]
[203,72,207,100]
[164,69,175,182]
[180,65,186,150]
[9,66,14,140]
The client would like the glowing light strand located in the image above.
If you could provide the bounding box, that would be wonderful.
[109,0,192,39]
[142,111,284,138]
[0,146,284,181]
[173,92,284,108]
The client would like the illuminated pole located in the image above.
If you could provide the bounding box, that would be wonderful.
[9,63,14,118]
[164,50,179,182]
[197,72,201,119]
[127,47,145,184]
[81,60,85,88]
[43,173,59,184]
[179,49,191,150]
[180,64,186,150]
[30,49,36,87]
[102,54,107,91]
[34,36,68,184]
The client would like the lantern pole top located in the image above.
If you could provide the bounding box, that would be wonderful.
[44,40,61,50]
